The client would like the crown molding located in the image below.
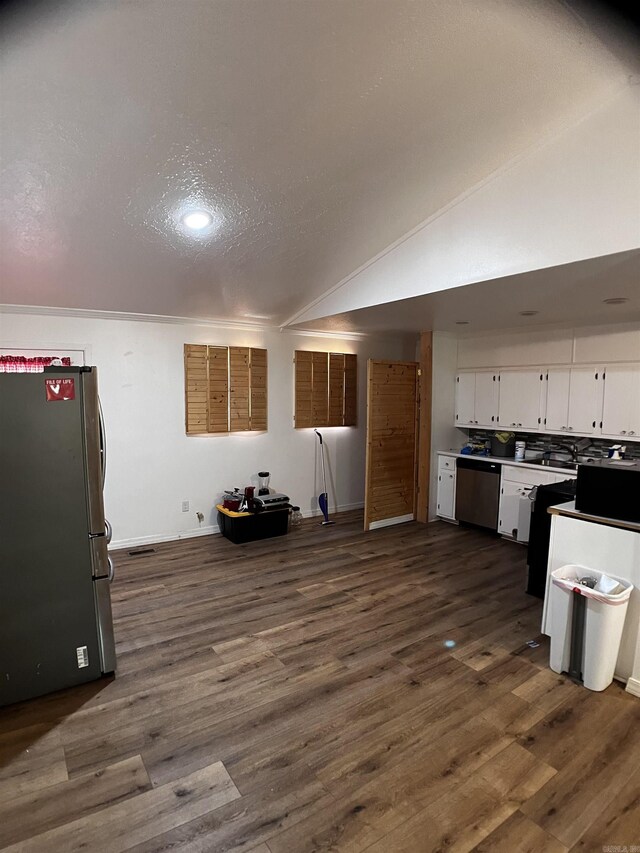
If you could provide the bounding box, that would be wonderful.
[280,326,372,341]
[0,303,274,332]
[0,303,377,341]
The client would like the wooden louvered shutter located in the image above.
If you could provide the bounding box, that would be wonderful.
[344,353,357,426]
[184,345,209,434]
[229,346,250,432]
[186,344,268,434]
[250,348,268,430]
[207,346,229,432]
[295,350,357,428]
[311,352,329,427]
[329,353,345,426]
[294,350,313,428]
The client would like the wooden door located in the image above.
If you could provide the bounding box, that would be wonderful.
[364,360,419,531]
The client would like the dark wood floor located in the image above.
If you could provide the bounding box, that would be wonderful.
[1,512,638,852]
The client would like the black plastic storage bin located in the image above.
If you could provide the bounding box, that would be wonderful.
[218,507,289,544]
[490,433,515,457]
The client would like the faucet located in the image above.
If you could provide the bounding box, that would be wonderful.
[550,441,578,462]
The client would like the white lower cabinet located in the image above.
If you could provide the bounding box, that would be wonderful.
[498,466,576,542]
[436,456,456,520]
[498,480,532,538]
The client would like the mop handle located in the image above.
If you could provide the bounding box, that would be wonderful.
[315,430,328,495]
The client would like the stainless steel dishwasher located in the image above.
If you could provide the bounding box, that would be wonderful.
[455,457,501,530]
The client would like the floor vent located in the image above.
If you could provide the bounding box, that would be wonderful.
[128,547,156,556]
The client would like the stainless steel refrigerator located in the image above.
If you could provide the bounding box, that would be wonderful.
[0,366,116,707]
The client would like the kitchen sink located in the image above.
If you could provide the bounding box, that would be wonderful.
[527,458,578,470]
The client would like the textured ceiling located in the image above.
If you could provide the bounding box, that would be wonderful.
[0,0,632,324]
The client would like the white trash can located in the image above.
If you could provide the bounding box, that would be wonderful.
[548,565,633,692]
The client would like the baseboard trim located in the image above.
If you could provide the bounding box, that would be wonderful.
[110,502,365,550]
[303,501,364,519]
[369,513,415,531]
[110,525,218,551]
[625,676,640,697]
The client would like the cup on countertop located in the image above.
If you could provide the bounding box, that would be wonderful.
[515,441,526,461]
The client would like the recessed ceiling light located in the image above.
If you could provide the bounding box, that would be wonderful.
[519,310,539,316]
[182,210,213,231]
[602,297,629,305]
[455,321,469,325]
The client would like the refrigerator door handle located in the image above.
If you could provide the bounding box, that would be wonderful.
[89,534,109,579]
[105,518,112,545]
[82,370,106,535]
[108,555,115,583]
[98,395,106,488]
[94,577,116,673]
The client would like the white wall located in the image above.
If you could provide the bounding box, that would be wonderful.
[0,309,414,548]
[290,84,640,325]
[457,322,640,369]
[429,332,464,520]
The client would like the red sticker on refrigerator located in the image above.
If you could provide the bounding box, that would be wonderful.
[45,378,76,401]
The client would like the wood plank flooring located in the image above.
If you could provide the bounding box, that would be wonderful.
[1,512,638,852]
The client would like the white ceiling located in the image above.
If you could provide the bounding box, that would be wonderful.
[288,249,640,334]
[0,0,634,326]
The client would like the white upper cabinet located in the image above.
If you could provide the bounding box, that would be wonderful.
[497,370,544,430]
[544,368,571,433]
[544,367,602,435]
[474,372,499,427]
[567,367,603,435]
[601,365,640,438]
[455,360,640,440]
[455,372,476,426]
[455,371,497,427]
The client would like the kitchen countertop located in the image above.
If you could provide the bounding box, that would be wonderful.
[548,500,640,534]
[438,450,578,477]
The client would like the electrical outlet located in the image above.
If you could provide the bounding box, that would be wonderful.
[181,500,189,513]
